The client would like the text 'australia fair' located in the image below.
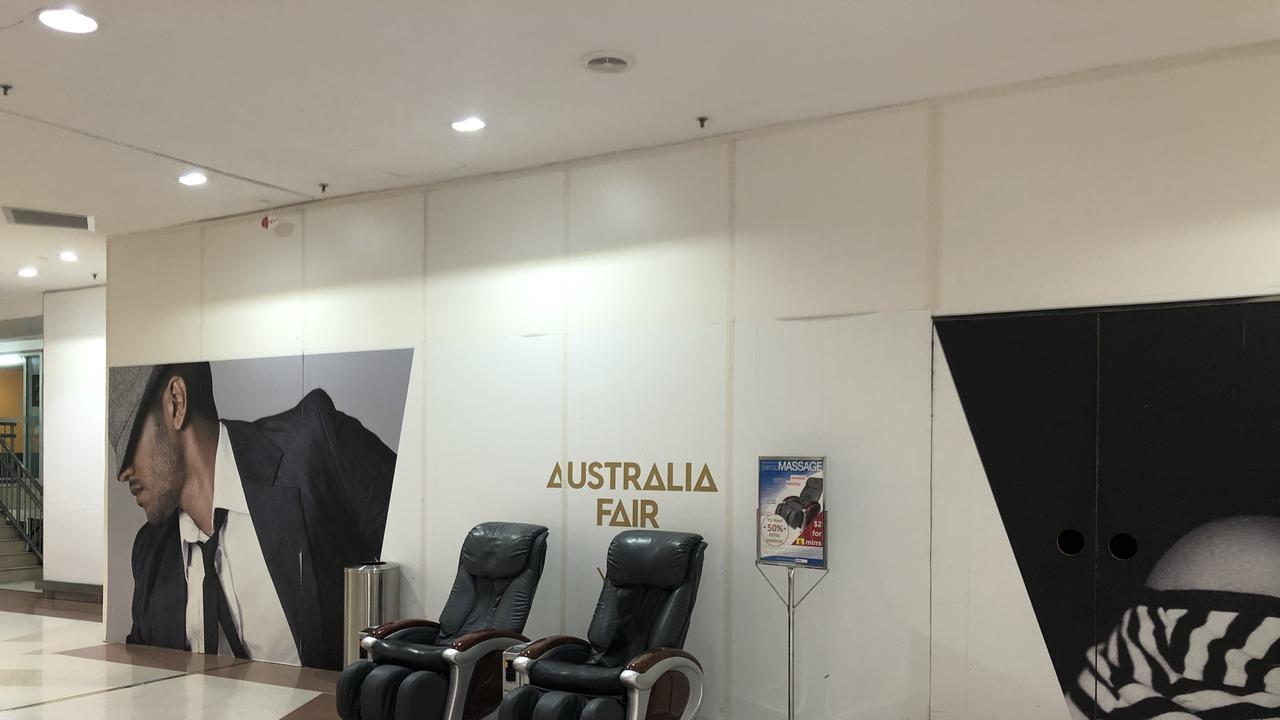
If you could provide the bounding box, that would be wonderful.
[545,461,719,529]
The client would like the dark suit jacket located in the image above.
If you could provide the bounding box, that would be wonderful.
[126,388,397,670]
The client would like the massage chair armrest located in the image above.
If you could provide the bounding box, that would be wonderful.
[367,638,449,672]
[360,619,441,652]
[365,618,440,639]
[511,635,591,680]
[518,635,590,660]
[619,648,706,720]
[443,629,530,667]
[621,648,702,690]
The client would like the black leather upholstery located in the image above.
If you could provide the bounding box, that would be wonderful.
[366,638,448,673]
[500,530,707,720]
[395,671,448,720]
[498,690,624,720]
[384,625,439,646]
[776,476,823,529]
[585,531,705,668]
[338,522,549,720]
[528,660,625,695]
[436,522,549,643]
[461,524,541,578]
[578,697,625,720]
[604,531,703,589]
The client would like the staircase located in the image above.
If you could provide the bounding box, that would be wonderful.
[0,421,41,585]
[0,516,40,583]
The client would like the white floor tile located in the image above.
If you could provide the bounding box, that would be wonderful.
[0,611,322,718]
[0,612,103,655]
[0,651,181,711]
[0,674,321,719]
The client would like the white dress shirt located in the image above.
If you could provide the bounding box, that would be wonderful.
[178,423,300,664]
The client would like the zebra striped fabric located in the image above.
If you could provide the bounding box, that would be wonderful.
[1072,590,1280,720]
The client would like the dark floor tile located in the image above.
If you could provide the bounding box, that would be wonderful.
[58,643,250,672]
[204,660,341,693]
[0,588,101,622]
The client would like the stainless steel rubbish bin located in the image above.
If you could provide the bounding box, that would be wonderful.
[343,561,400,667]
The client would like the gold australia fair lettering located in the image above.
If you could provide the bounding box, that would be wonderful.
[545,461,719,528]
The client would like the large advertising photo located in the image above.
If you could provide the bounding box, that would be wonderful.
[105,350,413,670]
[937,299,1280,720]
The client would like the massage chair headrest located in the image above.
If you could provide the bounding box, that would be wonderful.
[460,522,549,579]
[605,530,705,590]
[799,476,823,504]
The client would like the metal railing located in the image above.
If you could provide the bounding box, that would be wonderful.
[0,421,42,562]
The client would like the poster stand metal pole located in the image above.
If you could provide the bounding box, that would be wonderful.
[788,567,795,720]
[756,562,829,720]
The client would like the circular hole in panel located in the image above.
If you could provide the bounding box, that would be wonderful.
[1109,533,1138,560]
[1057,529,1085,557]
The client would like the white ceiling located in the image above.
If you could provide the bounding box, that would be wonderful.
[1,0,1279,307]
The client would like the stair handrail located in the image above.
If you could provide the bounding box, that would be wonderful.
[0,426,43,562]
[0,432,42,498]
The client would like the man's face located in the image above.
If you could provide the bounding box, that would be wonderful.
[118,408,185,525]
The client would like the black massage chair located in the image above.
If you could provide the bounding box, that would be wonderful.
[337,522,550,720]
[775,476,823,529]
[499,530,707,720]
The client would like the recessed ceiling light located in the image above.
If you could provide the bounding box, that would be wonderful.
[37,8,98,34]
[451,117,486,133]
[178,171,207,186]
[581,50,634,74]
[59,250,78,262]
[17,267,37,278]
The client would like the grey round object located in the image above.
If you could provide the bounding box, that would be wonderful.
[580,50,634,74]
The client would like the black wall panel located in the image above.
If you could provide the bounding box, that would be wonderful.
[938,299,1280,720]
[935,313,1098,694]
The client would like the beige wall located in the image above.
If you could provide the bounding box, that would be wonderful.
[105,44,1280,720]
[0,295,43,323]
[42,286,107,586]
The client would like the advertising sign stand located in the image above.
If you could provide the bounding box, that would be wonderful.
[755,456,828,720]
[755,560,828,720]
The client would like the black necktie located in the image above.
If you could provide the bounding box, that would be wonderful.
[196,508,248,658]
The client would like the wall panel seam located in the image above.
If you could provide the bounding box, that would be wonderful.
[927,326,936,720]
[300,208,308,352]
[421,189,430,612]
[560,169,571,636]
[722,138,737,720]
[926,105,943,314]
[198,226,206,360]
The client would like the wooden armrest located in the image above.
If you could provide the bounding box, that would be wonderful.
[449,629,529,652]
[519,635,590,660]
[626,647,702,674]
[365,619,440,640]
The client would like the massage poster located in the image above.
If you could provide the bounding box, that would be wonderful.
[757,456,826,568]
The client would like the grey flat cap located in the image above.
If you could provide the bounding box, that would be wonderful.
[108,365,164,480]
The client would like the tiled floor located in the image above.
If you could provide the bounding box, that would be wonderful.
[0,589,340,719]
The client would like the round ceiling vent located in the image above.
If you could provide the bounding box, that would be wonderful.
[581,50,634,74]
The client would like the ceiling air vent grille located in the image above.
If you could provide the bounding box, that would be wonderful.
[2,207,94,231]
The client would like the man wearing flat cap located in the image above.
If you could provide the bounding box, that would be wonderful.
[110,362,396,669]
